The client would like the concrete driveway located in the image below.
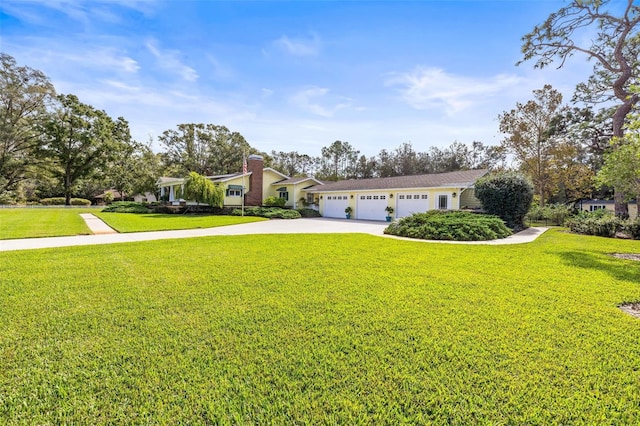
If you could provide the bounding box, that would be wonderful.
[0,217,547,252]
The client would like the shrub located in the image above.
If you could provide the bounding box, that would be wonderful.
[231,207,301,219]
[384,211,512,241]
[41,197,91,206]
[264,196,287,207]
[565,211,622,238]
[622,217,640,240]
[297,208,322,218]
[475,172,533,231]
[102,201,150,214]
[526,203,572,226]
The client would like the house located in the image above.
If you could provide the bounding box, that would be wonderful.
[308,169,489,221]
[579,199,639,218]
[309,169,488,221]
[157,156,489,221]
[157,155,323,209]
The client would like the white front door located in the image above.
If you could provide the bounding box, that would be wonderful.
[323,194,350,218]
[356,193,387,220]
[397,193,429,218]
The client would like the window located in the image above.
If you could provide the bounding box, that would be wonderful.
[414,195,420,199]
[367,195,372,200]
[421,194,428,199]
[228,189,242,197]
[438,195,448,210]
[373,195,379,200]
[279,191,289,201]
[381,195,386,200]
[590,205,606,211]
[399,195,405,200]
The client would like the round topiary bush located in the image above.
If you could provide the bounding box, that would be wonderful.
[475,172,533,231]
[384,211,511,241]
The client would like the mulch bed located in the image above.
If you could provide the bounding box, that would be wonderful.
[620,302,640,319]
[611,253,640,261]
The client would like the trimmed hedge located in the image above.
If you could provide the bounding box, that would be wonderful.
[566,210,640,239]
[41,197,91,206]
[231,207,301,219]
[384,211,512,241]
[102,201,150,214]
[297,208,322,218]
[624,218,640,239]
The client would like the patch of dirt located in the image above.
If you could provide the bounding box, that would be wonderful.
[611,253,640,261]
[620,302,640,319]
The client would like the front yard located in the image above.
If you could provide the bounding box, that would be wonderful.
[1,230,639,423]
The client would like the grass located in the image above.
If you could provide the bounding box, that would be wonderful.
[0,208,96,239]
[94,212,268,233]
[1,229,639,423]
[0,208,268,239]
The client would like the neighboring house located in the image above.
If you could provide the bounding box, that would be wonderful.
[307,169,489,221]
[157,155,323,208]
[579,199,639,218]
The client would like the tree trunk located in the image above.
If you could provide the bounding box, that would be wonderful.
[614,190,629,219]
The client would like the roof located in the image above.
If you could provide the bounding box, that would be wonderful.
[272,176,324,186]
[306,169,489,192]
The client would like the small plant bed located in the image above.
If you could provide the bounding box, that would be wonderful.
[94,212,267,233]
[231,207,301,219]
[384,210,512,241]
[296,208,321,217]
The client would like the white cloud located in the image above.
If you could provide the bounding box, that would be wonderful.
[146,39,198,82]
[289,87,351,118]
[273,34,321,56]
[386,67,524,114]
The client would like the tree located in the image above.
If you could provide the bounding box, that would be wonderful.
[39,94,121,205]
[316,140,359,180]
[0,53,55,196]
[499,85,564,206]
[475,172,534,231]
[519,0,640,215]
[269,150,315,176]
[159,123,254,176]
[182,171,224,209]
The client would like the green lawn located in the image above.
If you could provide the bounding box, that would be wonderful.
[1,230,639,423]
[0,208,96,239]
[94,212,268,233]
[0,209,268,239]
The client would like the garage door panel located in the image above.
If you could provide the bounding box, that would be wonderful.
[356,193,387,221]
[323,194,349,218]
[397,193,428,218]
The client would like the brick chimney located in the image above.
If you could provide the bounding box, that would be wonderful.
[245,154,264,206]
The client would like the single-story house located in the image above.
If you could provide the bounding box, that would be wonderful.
[157,155,489,221]
[307,169,489,221]
[157,155,323,209]
[579,199,639,218]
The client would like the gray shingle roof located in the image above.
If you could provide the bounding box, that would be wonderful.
[307,169,489,192]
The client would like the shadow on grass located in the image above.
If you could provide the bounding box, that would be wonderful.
[557,251,640,283]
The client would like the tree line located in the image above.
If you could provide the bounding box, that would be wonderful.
[1,0,638,212]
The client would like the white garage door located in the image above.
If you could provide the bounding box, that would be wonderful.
[356,193,388,221]
[397,193,429,218]
[323,194,350,218]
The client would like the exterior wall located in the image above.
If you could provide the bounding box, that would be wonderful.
[459,188,482,209]
[263,170,288,203]
[222,175,248,206]
[580,201,639,218]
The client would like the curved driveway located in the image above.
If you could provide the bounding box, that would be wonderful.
[0,217,547,252]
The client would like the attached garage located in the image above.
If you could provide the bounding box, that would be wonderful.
[322,194,350,218]
[396,193,429,218]
[356,193,388,220]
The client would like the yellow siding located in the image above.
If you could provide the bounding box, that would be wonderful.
[222,176,247,206]
[460,188,482,209]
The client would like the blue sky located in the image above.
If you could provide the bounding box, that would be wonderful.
[1,0,597,156]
